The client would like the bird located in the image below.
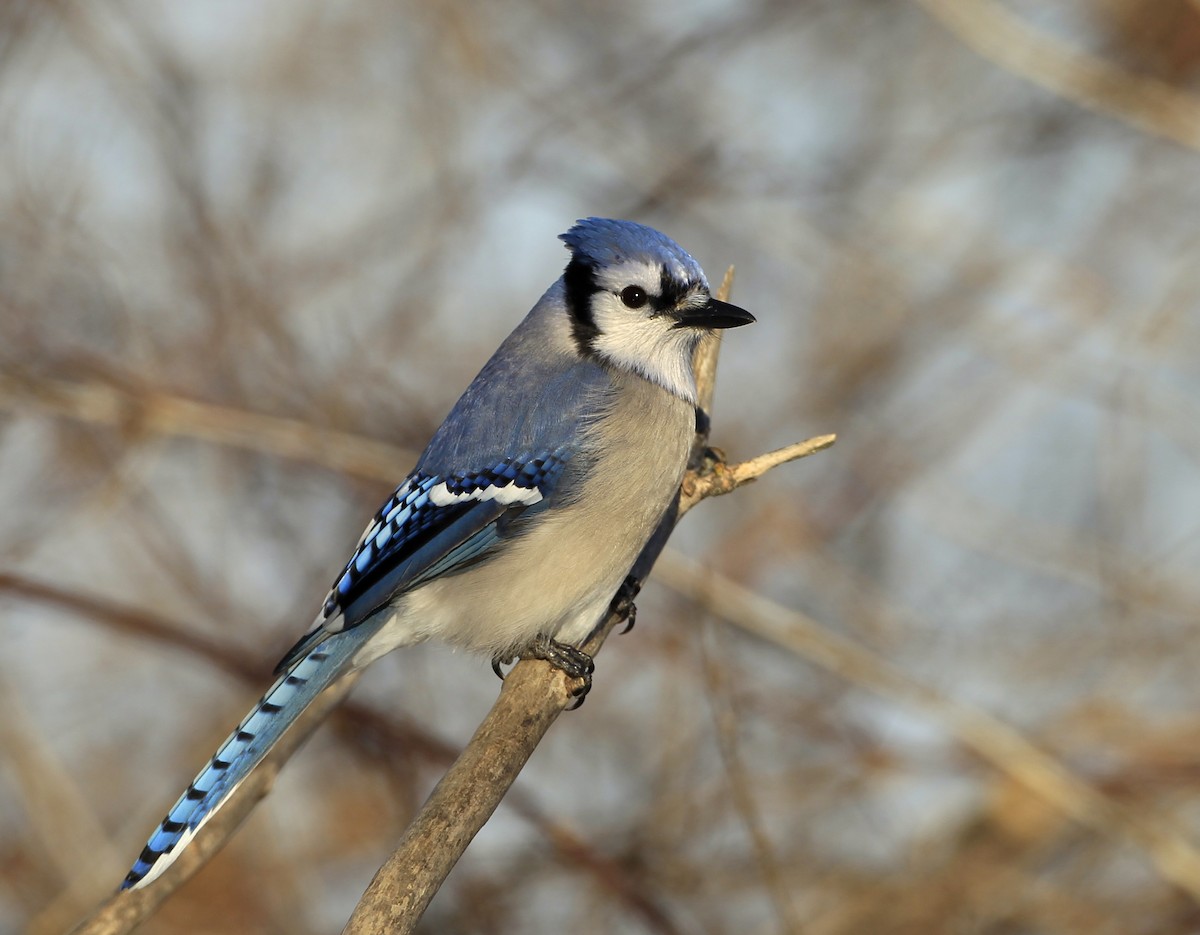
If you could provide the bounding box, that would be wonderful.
[121,217,754,890]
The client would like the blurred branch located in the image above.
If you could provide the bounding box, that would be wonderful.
[652,551,1200,905]
[67,671,362,935]
[0,572,683,935]
[0,373,415,481]
[699,624,802,934]
[340,273,833,934]
[0,573,263,684]
[916,0,1200,151]
[0,679,122,935]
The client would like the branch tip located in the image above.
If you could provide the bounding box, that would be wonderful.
[680,432,835,515]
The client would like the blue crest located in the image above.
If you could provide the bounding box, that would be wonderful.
[560,218,709,290]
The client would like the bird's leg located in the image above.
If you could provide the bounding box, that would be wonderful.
[611,574,642,635]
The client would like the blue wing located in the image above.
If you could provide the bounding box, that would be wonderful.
[335,450,574,617]
[277,448,575,671]
[278,332,616,672]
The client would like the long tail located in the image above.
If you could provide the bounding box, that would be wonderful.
[122,618,384,890]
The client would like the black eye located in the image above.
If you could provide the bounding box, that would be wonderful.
[619,285,648,309]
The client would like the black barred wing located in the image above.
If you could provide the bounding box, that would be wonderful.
[276,450,573,671]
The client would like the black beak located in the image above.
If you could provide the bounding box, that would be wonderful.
[673,297,756,330]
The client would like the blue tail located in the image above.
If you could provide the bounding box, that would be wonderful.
[122,618,385,890]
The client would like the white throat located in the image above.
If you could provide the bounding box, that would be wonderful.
[588,313,701,404]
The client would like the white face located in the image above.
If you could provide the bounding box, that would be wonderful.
[586,259,709,404]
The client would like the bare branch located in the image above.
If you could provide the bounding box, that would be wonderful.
[340,656,580,934]
[680,434,837,516]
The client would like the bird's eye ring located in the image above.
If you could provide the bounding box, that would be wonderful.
[619,285,648,309]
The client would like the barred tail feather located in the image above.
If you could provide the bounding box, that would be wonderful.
[122,618,384,890]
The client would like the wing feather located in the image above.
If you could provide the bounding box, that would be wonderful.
[275,449,573,672]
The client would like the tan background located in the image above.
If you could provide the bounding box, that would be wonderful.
[3,2,1200,932]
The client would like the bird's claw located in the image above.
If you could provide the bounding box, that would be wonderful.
[492,635,595,707]
[702,445,726,470]
[526,634,594,708]
[620,604,637,635]
[611,574,641,635]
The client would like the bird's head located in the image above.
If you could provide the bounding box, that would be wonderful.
[560,218,754,403]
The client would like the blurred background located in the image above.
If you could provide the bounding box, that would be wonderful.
[3,1,1200,932]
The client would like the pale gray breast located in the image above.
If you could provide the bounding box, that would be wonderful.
[573,370,694,544]
[387,368,696,656]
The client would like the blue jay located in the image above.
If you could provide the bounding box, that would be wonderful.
[121,217,754,890]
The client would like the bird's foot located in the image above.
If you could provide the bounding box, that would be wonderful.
[492,635,594,708]
[700,445,726,472]
[611,574,642,635]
